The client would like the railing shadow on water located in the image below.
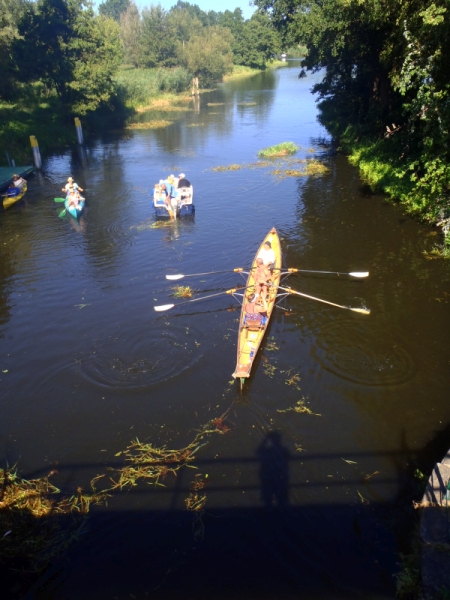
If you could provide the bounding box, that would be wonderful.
[1,428,426,599]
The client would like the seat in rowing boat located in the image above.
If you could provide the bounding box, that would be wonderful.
[243,314,267,330]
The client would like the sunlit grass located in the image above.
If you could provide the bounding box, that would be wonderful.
[258,142,299,158]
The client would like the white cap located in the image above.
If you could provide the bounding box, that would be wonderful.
[179,173,186,178]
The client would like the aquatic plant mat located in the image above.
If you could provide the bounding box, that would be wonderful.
[0,412,231,572]
[258,142,299,158]
[0,466,104,572]
[211,157,329,178]
[172,285,193,298]
[125,120,173,130]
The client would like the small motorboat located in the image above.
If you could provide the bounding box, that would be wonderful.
[153,185,195,219]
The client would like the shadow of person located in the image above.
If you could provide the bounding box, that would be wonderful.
[257,431,290,509]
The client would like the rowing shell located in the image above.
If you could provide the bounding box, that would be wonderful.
[232,227,281,388]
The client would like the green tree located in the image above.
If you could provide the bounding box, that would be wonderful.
[167,5,203,50]
[0,0,28,98]
[119,1,141,67]
[236,12,280,69]
[140,4,177,67]
[98,0,129,21]
[69,13,123,114]
[15,0,123,114]
[179,25,234,87]
[171,1,210,27]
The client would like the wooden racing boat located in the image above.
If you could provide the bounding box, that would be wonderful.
[3,184,27,210]
[64,196,85,219]
[232,227,282,389]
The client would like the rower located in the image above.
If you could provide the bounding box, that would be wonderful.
[254,258,271,299]
[257,241,275,271]
[243,293,267,328]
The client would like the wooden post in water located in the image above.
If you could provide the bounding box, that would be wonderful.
[74,117,84,144]
[30,136,42,169]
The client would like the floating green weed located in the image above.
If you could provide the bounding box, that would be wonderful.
[277,396,321,416]
[265,337,280,352]
[125,120,172,129]
[211,164,243,172]
[258,142,299,158]
[172,286,193,298]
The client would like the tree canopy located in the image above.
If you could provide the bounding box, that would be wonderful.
[14,0,123,114]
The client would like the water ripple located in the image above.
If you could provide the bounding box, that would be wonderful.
[81,323,204,389]
[314,322,416,386]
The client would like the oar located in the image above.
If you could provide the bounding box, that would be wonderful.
[166,268,245,281]
[284,268,369,278]
[58,208,67,218]
[154,287,242,312]
[54,197,66,203]
[279,285,370,315]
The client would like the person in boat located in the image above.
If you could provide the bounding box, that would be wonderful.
[2,183,20,197]
[244,292,267,326]
[12,174,26,189]
[254,258,271,298]
[257,241,276,270]
[67,189,81,209]
[62,177,83,194]
[165,176,178,215]
[177,173,191,189]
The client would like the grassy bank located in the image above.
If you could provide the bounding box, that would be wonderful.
[114,67,192,109]
[223,61,288,82]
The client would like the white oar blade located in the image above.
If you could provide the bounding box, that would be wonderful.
[349,272,369,278]
[166,274,184,280]
[154,304,175,312]
[350,307,371,315]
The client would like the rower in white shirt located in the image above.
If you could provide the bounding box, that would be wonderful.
[257,241,276,270]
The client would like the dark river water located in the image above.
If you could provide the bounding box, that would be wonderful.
[1,61,450,599]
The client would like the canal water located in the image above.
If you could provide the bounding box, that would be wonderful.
[1,61,450,599]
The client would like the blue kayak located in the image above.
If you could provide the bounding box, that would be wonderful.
[64,196,85,219]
